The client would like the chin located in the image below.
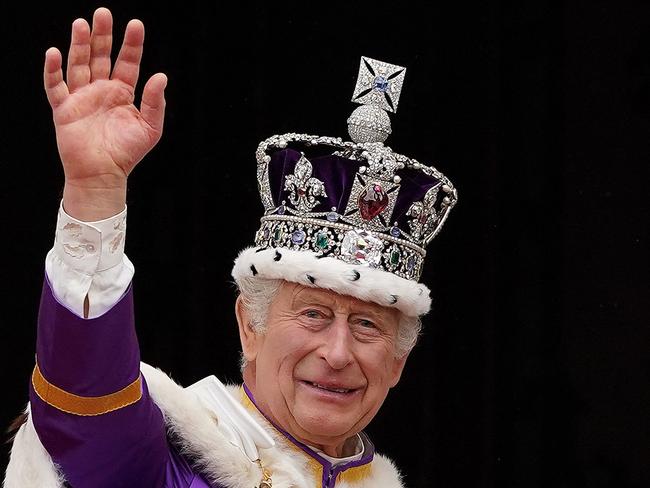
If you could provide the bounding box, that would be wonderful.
[294,407,359,439]
[300,419,356,441]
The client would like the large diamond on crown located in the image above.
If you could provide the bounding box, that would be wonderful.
[340,229,384,267]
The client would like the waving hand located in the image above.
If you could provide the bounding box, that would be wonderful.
[44,7,167,220]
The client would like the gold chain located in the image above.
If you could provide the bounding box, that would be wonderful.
[255,459,272,488]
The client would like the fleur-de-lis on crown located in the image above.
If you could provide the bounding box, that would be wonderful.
[406,185,440,242]
[284,154,327,213]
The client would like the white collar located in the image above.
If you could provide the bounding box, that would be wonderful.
[308,433,365,466]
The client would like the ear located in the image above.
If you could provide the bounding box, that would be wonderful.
[235,295,261,363]
[388,351,410,388]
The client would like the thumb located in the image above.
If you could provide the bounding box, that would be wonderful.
[140,72,167,134]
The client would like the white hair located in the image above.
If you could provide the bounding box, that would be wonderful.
[235,276,421,370]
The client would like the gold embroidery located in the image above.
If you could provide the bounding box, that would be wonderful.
[31,363,142,416]
[337,463,373,483]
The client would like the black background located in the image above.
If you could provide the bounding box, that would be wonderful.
[1,1,649,487]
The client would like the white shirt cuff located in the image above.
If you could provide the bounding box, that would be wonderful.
[45,201,134,319]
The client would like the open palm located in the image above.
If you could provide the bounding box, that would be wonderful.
[44,8,166,185]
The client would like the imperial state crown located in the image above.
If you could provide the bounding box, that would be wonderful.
[232,56,458,317]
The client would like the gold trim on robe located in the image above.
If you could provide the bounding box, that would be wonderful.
[31,363,142,416]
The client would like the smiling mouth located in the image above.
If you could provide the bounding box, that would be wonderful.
[301,381,358,395]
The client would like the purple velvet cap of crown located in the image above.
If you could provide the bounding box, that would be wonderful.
[268,148,442,236]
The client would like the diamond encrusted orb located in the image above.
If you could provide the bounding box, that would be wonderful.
[347,105,392,144]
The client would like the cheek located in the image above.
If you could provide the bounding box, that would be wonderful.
[359,348,399,388]
[259,327,315,380]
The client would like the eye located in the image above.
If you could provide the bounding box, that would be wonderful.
[298,308,331,330]
[357,318,377,329]
[303,309,325,319]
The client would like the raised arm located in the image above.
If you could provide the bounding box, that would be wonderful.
[44,6,166,220]
[22,8,189,488]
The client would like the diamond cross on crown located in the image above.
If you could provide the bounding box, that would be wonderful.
[351,56,406,113]
[347,56,407,144]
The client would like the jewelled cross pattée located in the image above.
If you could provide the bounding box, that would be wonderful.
[347,57,407,145]
[351,56,406,113]
[340,57,407,231]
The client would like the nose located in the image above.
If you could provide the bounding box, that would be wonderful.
[320,316,355,370]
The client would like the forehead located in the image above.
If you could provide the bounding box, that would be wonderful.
[278,282,399,317]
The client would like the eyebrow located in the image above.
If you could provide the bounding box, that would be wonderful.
[290,291,334,309]
[291,290,387,321]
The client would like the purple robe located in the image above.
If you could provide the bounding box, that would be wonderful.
[30,277,213,487]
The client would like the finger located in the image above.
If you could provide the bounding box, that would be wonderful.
[140,73,167,134]
[44,47,69,109]
[66,18,91,92]
[111,19,144,90]
[89,7,113,81]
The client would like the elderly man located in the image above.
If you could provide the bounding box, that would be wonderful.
[4,7,457,488]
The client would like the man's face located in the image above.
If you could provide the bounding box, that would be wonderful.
[237,281,408,452]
